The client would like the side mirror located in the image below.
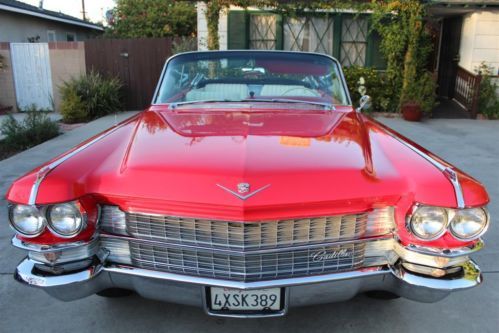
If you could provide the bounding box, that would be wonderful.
[356,95,372,112]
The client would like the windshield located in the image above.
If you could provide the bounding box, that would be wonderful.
[154,51,350,107]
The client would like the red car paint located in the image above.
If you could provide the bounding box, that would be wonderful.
[7,104,489,249]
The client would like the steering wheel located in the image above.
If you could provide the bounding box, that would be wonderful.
[279,87,317,96]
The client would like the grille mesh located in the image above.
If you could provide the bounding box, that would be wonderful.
[125,212,370,250]
[129,241,366,281]
[100,206,394,281]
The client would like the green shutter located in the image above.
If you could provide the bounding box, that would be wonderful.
[333,15,342,59]
[275,14,283,50]
[367,29,387,69]
[228,11,249,49]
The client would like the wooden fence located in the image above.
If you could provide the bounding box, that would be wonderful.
[85,38,174,110]
[454,66,482,118]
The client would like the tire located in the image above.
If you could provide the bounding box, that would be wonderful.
[365,290,401,300]
[96,288,134,298]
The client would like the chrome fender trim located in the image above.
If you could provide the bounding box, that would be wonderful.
[380,127,466,208]
[28,124,124,205]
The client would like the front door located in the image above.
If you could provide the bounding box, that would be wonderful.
[10,43,54,111]
[437,17,463,98]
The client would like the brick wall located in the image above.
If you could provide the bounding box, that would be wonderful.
[0,42,17,112]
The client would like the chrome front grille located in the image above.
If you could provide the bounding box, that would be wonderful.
[130,242,365,281]
[100,206,395,281]
[110,208,393,250]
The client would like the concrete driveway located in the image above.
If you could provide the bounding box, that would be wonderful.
[0,114,497,332]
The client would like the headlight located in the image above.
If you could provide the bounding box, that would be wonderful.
[9,205,46,237]
[47,202,85,237]
[409,206,448,240]
[449,208,489,241]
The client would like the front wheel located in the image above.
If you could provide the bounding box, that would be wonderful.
[96,288,134,298]
[364,290,401,300]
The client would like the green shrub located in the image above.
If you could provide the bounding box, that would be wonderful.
[60,71,123,123]
[0,110,59,150]
[343,66,393,113]
[476,63,499,119]
[172,36,197,54]
[402,71,438,114]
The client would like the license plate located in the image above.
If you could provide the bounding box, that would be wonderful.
[209,287,282,311]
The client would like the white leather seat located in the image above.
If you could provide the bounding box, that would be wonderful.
[185,84,249,101]
[185,90,242,101]
[261,85,320,97]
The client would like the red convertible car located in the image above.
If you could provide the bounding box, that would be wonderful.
[7,51,490,317]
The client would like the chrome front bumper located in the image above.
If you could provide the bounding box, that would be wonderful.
[15,255,482,318]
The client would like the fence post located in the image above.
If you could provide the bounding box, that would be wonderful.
[471,74,482,119]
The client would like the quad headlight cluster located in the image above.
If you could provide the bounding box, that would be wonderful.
[409,205,489,241]
[9,202,86,238]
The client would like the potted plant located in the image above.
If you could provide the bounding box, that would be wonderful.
[400,72,437,121]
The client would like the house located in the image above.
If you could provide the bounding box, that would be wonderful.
[196,1,499,118]
[429,1,499,117]
[0,0,103,113]
[0,0,103,43]
[197,3,385,69]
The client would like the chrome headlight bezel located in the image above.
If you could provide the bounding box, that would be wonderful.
[8,204,46,238]
[408,205,449,241]
[448,207,489,241]
[46,202,87,238]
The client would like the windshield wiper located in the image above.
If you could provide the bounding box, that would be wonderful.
[170,98,335,110]
[241,98,335,110]
[170,99,235,109]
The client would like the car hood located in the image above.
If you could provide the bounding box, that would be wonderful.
[7,106,487,221]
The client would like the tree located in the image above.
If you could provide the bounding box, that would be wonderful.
[106,0,197,38]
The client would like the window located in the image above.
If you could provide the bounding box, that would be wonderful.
[340,17,368,67]
[66,33,76,42]
[284,16,334,55]
[249,14,277,50]
[227,11,385,69]
[155,51,349,106]
[47,30,56,42]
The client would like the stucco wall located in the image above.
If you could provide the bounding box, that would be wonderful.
[459,10,499,75]
[0,43,17,111]
[0,11,98,42]
[196,2,228,50]
[48,42,86,112]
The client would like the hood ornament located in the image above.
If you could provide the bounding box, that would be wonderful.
[237,182,250,194]
[217,183,270,200]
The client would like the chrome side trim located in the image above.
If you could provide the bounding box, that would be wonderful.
[383,130,465,208]
[443,167,466,208]
[27,125,123,205]
[394,242,469,268]
[11,235,98,253]
[404,239,484,258]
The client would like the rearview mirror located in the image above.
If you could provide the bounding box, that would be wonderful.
[356,95,372,112]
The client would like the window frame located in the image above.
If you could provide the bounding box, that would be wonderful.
[47,30,56,42]
[227,10,386,69]
[66,32,76,42]
[151,50,353,107]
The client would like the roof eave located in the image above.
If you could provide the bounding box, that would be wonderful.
[0,4,104,31]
